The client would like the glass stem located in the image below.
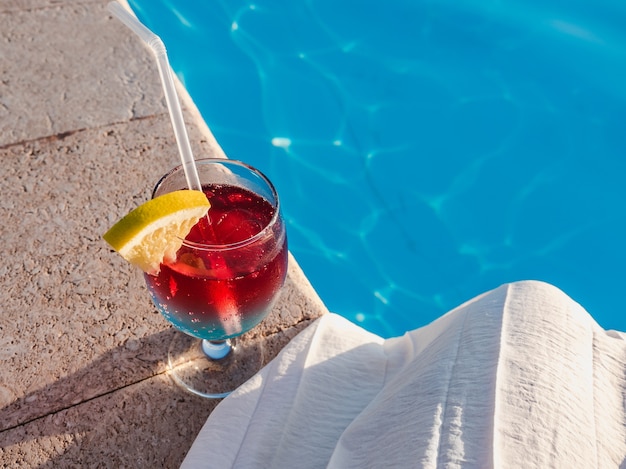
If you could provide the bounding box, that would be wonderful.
[202,339,232,360]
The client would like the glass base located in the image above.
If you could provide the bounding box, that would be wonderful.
[166,332,264,399]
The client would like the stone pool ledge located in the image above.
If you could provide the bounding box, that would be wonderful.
[0,1,327,466]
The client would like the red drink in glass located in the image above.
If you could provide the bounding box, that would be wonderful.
[144,183,288,340]
[142,158,287,398]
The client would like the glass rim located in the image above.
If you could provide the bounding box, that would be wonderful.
[152,158,282,251]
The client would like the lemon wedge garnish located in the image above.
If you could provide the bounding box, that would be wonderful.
[103,190,210,274]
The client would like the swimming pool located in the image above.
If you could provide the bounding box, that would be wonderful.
[128,0,626,338]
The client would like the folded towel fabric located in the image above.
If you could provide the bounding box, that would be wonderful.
[181,280,626,468]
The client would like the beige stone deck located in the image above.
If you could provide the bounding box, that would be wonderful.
[0,1,326,466]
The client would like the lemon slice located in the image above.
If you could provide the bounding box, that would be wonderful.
[103,190,210,275]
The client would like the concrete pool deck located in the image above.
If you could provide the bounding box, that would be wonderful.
[0,1,327,466]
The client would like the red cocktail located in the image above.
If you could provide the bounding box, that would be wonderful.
[145,183,288,340]
[146,158,288,398]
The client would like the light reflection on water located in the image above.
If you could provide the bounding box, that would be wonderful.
[129,0,626,337]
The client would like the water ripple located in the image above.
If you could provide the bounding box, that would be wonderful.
[130,0,626,337]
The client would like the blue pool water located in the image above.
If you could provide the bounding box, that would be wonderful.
[129,0,626,338]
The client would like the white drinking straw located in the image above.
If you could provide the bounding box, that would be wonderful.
[108,1,202,192]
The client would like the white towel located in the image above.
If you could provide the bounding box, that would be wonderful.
[181,280,626,468]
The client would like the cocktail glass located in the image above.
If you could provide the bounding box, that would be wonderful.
[145,158,288,398]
